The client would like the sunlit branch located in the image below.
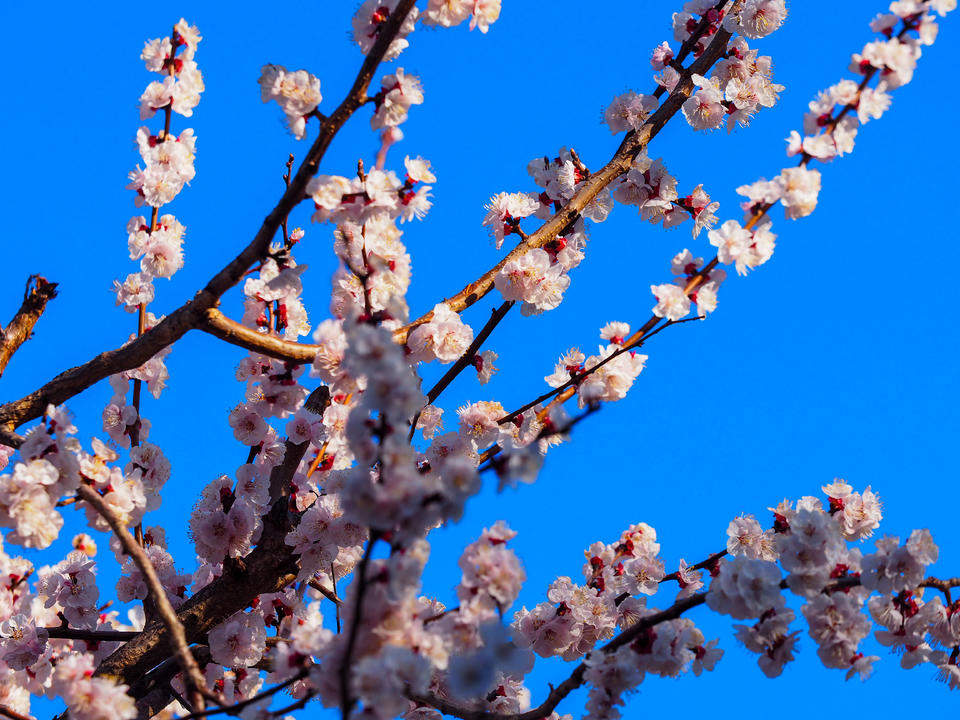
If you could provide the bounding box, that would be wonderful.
[0,274,58,379]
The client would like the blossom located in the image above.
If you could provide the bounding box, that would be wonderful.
[725,0,788,39]
[0,614,48,670]
[578,345,647,406]
[600,321,631,345]
[708,219,776,275]
[494,248,570,314]
[650,41,674,70]
[352,0,420,59]
[475,349,499,384]
[682,75,725,131]
[228,403,268,446]
[777,167,821,220]
[371,68,424,129]
[604,91,659,133]
[259,65,322,139]
[209,612,267,667]
[706,556,783,619]
[483,192,539,249]
[423,0,474,28]
[651,283,691,321]
[727,515,777,561]
[416,404,444,439]
[407,303,474,364]
[470,0,502,32]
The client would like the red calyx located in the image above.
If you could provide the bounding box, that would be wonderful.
[773,512,790,533]
[830,563,850,579]
[544,236,567,261]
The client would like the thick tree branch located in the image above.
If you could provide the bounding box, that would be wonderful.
[0,275,58,378]
[0,0,419,438]
[94,463,304,690]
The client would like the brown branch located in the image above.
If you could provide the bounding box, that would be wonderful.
[308,578,343,606]
[411,565,954,720]
[0,0,419,437]
[0,706,33,720]
[921,576,960,604]
[148,3,738,369]
[179,1,738,365]
[485,2,911,440]
[76,484,212,710]
[94,420,317,694]
[0,274,58,378]
[202,309,321,363]
[45,627,139,643]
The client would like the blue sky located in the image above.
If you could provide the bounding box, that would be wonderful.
[1,1,958,717]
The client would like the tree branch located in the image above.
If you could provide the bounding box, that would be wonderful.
[45,627,139,643]
[0,706,33,720]
[0,275,58,378]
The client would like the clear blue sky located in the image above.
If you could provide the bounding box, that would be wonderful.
[1,1,958,717]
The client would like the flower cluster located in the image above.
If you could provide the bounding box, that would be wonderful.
[352,0,421,59]
[488,149,601,314]
[621,3,787,134]
[0,407,79,549]
[612,152,721,237]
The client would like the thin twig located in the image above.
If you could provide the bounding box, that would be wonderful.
[176,668,311,720]
[408,300,515,441]
[339,538,376,720]
[76,484,213,710]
